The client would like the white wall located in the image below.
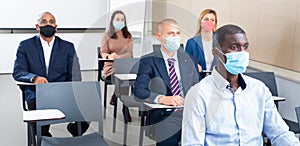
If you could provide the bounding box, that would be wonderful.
[0,34,31,73]
[108,0,149,58]
[0,32,102,73]
[0,0,107,28]
[59,33,103,70]
[0,0,154,74]
[0,0,110,73]
[277,77,300,122]
[109,0,146,32]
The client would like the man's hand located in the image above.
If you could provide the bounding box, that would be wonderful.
[158,95,184,106]
[33,76,48,84]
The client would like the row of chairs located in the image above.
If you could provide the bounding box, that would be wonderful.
[18,45,300,145]
[18,77,300,146]
[98,44,300,145]
[19,81,108,146]
[98,45,162,146]
[100,55,300,145]
[19,45,158,146]
[97,44,180,120]
[19,79,300,146]
[116,69,300,145]
[98,50,145,145]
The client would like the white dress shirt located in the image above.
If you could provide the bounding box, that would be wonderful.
[154,49,184,103]
[40,36,55,74]
[182,67,299,146]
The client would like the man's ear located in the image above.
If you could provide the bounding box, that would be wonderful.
[35,24,40,31]
[156,33,163,43]
[155,33,161,40]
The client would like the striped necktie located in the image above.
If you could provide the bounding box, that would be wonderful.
[167,58,181,96]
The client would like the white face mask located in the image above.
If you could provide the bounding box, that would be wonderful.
[217,49,249,74]
[113,21,125,30]
[163,36,181,52]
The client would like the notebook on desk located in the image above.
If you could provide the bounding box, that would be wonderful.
[143,102,184,109]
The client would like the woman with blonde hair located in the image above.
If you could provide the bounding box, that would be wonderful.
[185,9,218,75]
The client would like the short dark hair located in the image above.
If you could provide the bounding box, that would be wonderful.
[213,24,245,48]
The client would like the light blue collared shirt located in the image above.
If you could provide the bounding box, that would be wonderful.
[182,67,299,146]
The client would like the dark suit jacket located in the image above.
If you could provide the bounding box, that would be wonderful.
[185,35,217,71]
[13,35,81,102]
[133,48,200,124]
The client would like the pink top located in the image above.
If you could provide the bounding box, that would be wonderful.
[101,31,133,78]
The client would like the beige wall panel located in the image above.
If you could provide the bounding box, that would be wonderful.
[292,1,300,71]
[153,0,300,72]
[189,0,232,28]
[165,0,193,42]
[231,0,260,60]
[166,0,189,8]
[251,47,292,69]
[255,0,297,70]
[183,0,231,43]
[292,50,300,71]
[152,0,168,35]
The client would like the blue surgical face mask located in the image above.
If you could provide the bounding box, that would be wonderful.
[217,50,249,74]
[164,36,181,52]
[113,21,125,30]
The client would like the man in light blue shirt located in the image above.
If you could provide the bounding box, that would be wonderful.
[182,24,300,146]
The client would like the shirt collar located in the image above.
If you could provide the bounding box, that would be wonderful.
[211,66,247,90]
[39,35,55,46]
[238,74,247,90]
[160,49,178,62]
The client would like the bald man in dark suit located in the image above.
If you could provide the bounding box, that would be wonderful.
[134,19,200,146]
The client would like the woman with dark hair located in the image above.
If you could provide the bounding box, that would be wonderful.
[185,9,218,76]
[101,10,133,121]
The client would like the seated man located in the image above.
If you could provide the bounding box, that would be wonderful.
[133,19,200,146]
[13,11,88,137]
[182,24,300,145]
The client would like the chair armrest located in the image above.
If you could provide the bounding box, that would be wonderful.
[23,109,65,122]
[98,58,114,62]
[16,81,35,86]
[273,96,286,101]
[16,81,36,111]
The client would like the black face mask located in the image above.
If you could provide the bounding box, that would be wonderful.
[39,25,56,38]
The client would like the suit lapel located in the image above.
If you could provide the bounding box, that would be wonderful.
[195,35,207,70]
[48,37,58,75]
[153,50,171,89]
[178,50,192,95]
[35,36,47,76]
